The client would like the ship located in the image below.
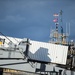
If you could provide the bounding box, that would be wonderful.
[0,10,75,75]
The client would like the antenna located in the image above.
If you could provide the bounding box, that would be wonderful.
[66,22,67,35]
[69,23,70,36]
[59,10,63,23]
[66,22,70,36]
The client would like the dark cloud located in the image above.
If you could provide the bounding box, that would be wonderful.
[0,0,75,42]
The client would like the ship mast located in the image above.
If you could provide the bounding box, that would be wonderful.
[50,10,68,45]
[59,10,63,42]
[50,12,59,44]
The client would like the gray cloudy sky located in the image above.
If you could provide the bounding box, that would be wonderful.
[0,0,75,42]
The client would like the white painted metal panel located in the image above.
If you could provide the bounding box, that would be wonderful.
[0,35,22,47]
[0,60,35,72]
[0,49,24,58]
[0,35,27,58]
[28,40,68,65]
[0,35,68,64]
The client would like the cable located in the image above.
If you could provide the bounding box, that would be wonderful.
[0,32,13,43]
[13,37,19,43]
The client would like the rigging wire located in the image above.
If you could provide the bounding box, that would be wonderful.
[0,32,19,43]
[0,32,13,43]
[0,32,35,68]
